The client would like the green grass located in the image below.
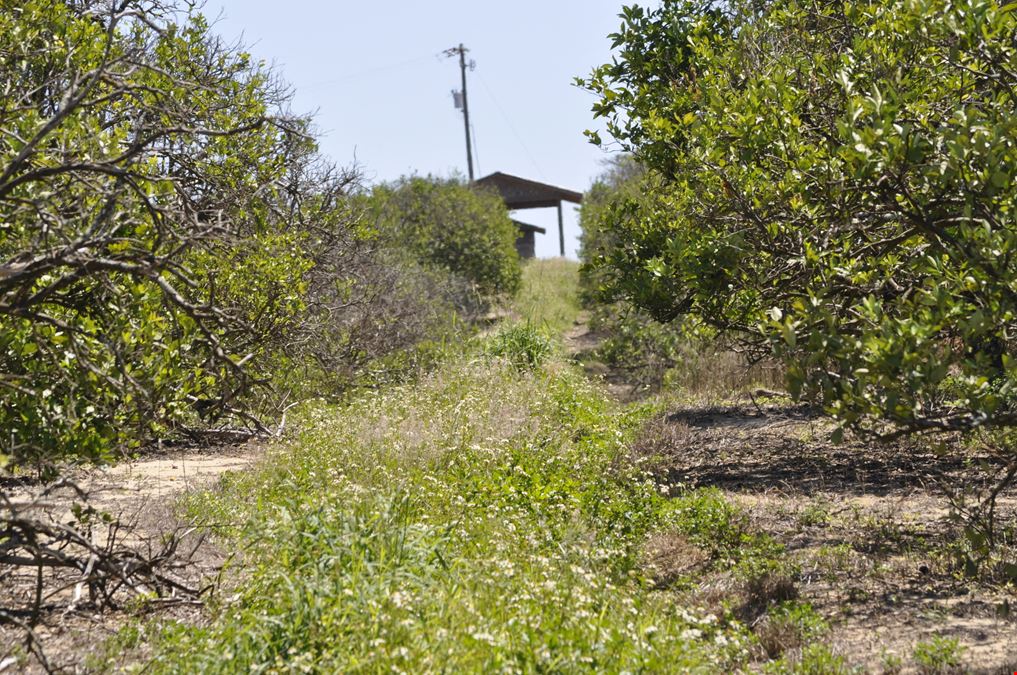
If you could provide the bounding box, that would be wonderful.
[108,259,829,673]
[763,644,855,674]
[119,345,816,672]
[485,322,555,370]
[511,258,582,335]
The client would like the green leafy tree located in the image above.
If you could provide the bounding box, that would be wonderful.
[0,0,356,468]
[578,155,649,303]
[369,176,522,298]
[578,156,691,389]
[581,1,1017,464]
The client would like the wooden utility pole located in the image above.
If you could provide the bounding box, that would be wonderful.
[446,44,475,182]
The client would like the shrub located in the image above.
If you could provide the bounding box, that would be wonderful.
[578,154,650,306]
[753,603,828,659]
[368,175,522,299]
[279,243,472,398]
[579,157,751,394]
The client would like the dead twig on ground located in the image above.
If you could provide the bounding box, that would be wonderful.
[0,480,207,672]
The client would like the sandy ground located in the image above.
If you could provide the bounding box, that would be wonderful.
[1,441,263,673]
[91,448,256,503]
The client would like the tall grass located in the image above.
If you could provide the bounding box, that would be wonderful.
[663,345,786,403]
[512,259,583,335]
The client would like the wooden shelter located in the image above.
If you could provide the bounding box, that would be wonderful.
[511,220,546,259]
[475,172,583,257]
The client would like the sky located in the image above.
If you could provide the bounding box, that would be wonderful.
[201,0,640,259]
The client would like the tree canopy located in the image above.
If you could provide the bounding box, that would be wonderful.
[0,0,357,467]
[369,176,522,298]
[581,0,1017,440]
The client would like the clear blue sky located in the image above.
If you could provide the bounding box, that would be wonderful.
[202,0,641,259]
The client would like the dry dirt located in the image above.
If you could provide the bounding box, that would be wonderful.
[1,440,263,673]
[564,315,648,402]
[632,400,1017,674]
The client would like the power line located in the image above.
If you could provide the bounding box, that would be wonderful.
[296,53,436,90]
[475,71,546,181]
[471,122,481,177]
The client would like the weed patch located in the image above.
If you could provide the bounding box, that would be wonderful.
[138,355,775,672]
[485,323,554,370]
[913,636,966,674]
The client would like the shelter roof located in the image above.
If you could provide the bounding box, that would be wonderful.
[476,172,583,210]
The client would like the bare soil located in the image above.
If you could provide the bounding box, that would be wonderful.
[1,441,263,673]
[564,315,647,402]
[632,399,1017,673]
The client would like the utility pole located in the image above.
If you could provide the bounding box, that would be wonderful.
[445,44,475,182]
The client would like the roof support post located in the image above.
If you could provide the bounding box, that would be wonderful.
[557,201,565,257]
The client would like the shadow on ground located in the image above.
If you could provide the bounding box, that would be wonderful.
[636,402,986,498]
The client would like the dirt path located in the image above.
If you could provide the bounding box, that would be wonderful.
[1,441,264,673]
[563,313,648,402]
[86,444,259,504]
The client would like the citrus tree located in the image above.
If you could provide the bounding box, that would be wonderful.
[368,176,522,299]
[0,0,353,468]
[582,0,1017,443]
